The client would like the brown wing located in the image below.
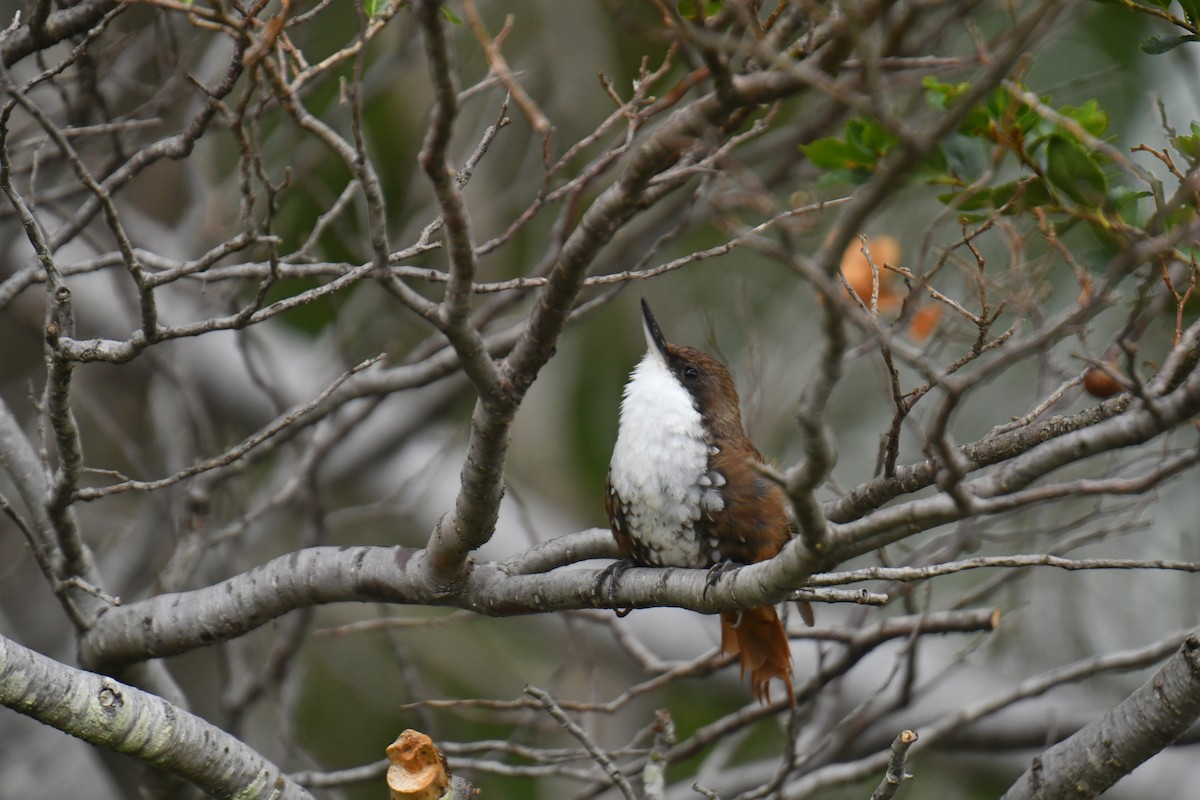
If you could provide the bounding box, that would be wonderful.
[699,442,790,565]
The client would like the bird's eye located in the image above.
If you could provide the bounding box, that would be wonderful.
[682,366,700,380]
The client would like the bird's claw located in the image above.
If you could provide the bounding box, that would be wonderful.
[703,560,741,598]
[595,559,635,617]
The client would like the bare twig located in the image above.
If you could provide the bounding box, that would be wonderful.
[524,685,637,800]
[869,729,917,800]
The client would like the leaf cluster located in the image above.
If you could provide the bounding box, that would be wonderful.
[802,80,1157,250]
[1105,0,1200,53]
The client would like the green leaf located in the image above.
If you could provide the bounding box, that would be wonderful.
[841,118,896,161]
[844,119,867,151]
[938,178,1056,215]
[1171,121,1200,161]
[1141,34,1200,54]
[440,5,462,24]
[812,168,872,188]
[1011,100,1042,136]
[910,146,950,183]
[954,212,991,225]
[922,77,950,109]
[922,77,971,110]
[364,0,387,16]
[937,187,995,211]
[677,0,724,16]
[1109,186,1153,220]
[958,104,994,138]
[983,86,1012,119]
[801,137,856,169]
[1045,134,1108,207]
[1062,100,1109,137]
[1014,178,1054,212]
[857,118,896,153]
[802,118,896,180]
[985,181,1022,210]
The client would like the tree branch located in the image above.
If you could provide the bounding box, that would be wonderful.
[1001,634,1200,800]
[0,632,312,799]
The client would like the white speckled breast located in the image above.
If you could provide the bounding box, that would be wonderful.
[608,350,725,568]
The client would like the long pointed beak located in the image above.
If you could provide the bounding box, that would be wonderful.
[641,298,670,363]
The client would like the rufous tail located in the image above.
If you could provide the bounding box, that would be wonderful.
[720,606,794,706]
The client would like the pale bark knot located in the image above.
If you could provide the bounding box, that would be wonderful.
[1182,634,1200,674]
[98,682,123,712]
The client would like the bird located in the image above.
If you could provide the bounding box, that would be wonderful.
[605,299,794,705]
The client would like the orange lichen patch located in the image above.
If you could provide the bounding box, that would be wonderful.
[907,304,942,341]
[841,235,901,310]
[1083,363,1124,399]
[387,730,450,800]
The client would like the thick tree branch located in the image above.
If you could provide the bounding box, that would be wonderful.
[0,0,121,67]
[75,319,1200,669]
[1002,634,1200,799]
[414,0,500,399]
[785,630,1192,798]
[0,633,312,800]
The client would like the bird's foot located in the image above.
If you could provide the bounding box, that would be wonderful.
[594,559,635,618]
[704,559,742,598]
